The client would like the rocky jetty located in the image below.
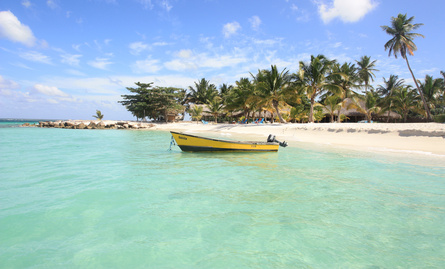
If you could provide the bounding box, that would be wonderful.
[37,120,155,130]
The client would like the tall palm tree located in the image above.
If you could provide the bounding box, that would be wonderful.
[330,62,360,122]
[376,75,405,122]
[391,86,419,122]
[185,78,217,104]
[381,13,431,120]
[251,65,292,123]
[356,56,378,93]
[296,54,339,123]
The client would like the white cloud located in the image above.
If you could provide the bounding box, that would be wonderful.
[22,0,32,8]
[33,84,69,97]
[129,41,149,55]
[223,22,241,38]
[318,0,378,24]
[249,16,261,31]
[88,58,113,70]
[160,0,172,12]
[20,51,53,64]
[164,50,247,71]
[60,53,82,66]
[47,0,58,9]
[131,57,162,73]
[0,10,37,47]
[0,75,20,90]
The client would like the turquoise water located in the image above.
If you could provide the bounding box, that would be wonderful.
[1,124,444,268]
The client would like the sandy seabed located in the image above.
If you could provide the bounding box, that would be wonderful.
[151,122,445,157]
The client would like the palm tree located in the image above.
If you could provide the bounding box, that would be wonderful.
[296,54,339,123]
[93,110,104,120]
[319,95,346,123]
[348,92,381,122]
[391,86,419,122]
[251,65,292,123]
[419,75,444,116]
[225,78,256,121]
[207,96,224,123]
[187,105,203,123]
[356,56,378,93]
[381,13,431,120]
[330,62,360,122]
[376,75,405,122]
[185,78,217,104]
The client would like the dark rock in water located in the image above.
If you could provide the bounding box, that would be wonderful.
[77,123,86,129]
[89,121,97,129]
[65,121,75,127]
[97,121,106,129]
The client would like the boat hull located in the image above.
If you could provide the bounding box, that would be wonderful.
[170,131,279,152]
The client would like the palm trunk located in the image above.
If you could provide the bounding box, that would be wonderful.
[405,56,432,121]
[273,100,286,123]
[309,96,315,123]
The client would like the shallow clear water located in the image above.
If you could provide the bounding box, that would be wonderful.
[1,125,444,268]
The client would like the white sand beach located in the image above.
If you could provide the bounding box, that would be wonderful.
[152,122,445,156]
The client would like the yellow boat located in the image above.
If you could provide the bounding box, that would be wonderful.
[170,131,287,152]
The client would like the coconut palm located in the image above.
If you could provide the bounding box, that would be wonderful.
[348,92,381,122]
[419,75,444,116]
[296,54,339,123]
[225,78,256,120]
[319,95,346,123]
[187,105,203,123]
[376,75,405,122]
[391,86,419,122]
[381,13,431,120]
[185,78,218,104]
[356,56,378,93]
[251,65,292,123]
[207,96,224,123]
[93,110,104,120]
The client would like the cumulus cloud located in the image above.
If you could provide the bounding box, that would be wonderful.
[33,84,69,97]
[223,22,241,38]
[318,0,378,24]
[249,16,261,31]
[0,10,37,47]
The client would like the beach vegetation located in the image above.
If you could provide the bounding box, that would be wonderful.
[348,91,382,122]
[93,110,104,121]
[295,54,341,123]
[185,78,218,105]
[251,65,293,123]
[356,56,378,93]
[390,86,419,122]
[381,13,431,120]
[207,96,224,123]
[187,105,204,123]
[119,82,185,122]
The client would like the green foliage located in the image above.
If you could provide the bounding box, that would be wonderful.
[185,78,217,104]
[92,110,104,120]
[187,105,204,122]
[119,82,185,122]
[434,114,445,123]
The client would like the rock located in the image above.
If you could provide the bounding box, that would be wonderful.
[89,121,97,129]
[22,122,30,127]
[123,124,129,129]
[97,121,106,129]
[77,123,86,129]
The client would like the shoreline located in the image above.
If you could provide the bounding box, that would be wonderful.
[152,122,445,157]
[34,120,445,156]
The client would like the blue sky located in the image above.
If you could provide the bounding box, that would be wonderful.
[1,0,444,120]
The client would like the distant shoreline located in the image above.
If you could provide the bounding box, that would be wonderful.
[31,119,445,156]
